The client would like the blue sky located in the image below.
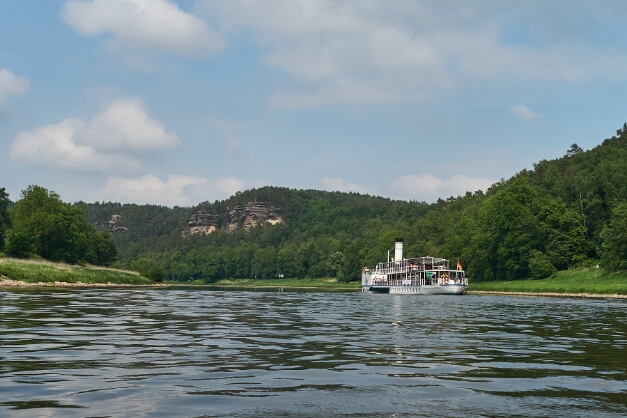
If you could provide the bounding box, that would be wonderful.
[2,0,627,206]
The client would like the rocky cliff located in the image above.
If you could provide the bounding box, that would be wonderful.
[96,214,129,233]
[184,201,282,236]
[184,211,218,236]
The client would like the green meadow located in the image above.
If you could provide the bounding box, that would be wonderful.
[0,257,152,285]
[469,268,627,295]
[4,256,627,296]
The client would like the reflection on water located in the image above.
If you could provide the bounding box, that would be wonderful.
[1,289,626,417]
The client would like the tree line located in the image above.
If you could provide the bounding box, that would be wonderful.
[91,124,627,283]
[4,123,627,283]
[0,185,117,266]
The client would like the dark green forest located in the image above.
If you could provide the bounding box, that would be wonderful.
[0,186,117,266]
[3,126,627,283]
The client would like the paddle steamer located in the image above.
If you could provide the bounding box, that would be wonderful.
[361,239,467,295]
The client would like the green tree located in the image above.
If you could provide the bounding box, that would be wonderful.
[600,201,627,269]
[0,187,10,251]
[528,250,556,279]
[537,198,587,269]
[93,230,118,266]
[567,143,583,158]
[168,251,194,281]
[5,231,36,258]
[468,177,541,281]
[133,257,166,282]
[277,243,299,278]
[195,246,220,282]
[11,186,88,263]
[251,246,276,278]
[9,185,116,265]
[218,246,236,279]
[233,243,258,278]
[341,243,362,282]
[326,251,345,280]
[378,230,401,260]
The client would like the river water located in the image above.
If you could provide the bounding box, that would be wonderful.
[1,289,626,417]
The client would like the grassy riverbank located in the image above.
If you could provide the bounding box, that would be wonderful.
[5,257,624,295]
[172,277,362,289]
[0,257,153,285]
[469,268,627,295]
[0,258,359,289]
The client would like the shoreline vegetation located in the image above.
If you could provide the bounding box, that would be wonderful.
[468,291,627,299]
[6,132,627,299]
[469,268,627,297]
[0,257,362,290]
[2,258,627,298]
[0,257,155,287]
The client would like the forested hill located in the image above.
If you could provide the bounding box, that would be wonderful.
[85,189,436,281]
[463,126,627,281]
[76,124,627,282]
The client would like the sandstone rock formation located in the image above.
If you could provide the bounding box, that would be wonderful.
[95,214,128,233]
[184,201,282,236]
[183,210,218,236]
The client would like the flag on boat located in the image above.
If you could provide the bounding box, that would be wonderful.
[457,259,463,270]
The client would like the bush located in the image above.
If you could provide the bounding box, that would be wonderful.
[133,257,166,282]
[5,231,36,259]
[528,250,556,280]
[7,185,118,265]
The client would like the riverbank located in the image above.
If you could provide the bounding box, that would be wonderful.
[0,276,168,288]
[4,257,625,296]
[468,290,627,299]
[469,268,627,296]
[0,257,154,286]
[172,277,362,290]
[0,258,361,290]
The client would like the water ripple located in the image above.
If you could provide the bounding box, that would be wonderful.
[1,290,626,417]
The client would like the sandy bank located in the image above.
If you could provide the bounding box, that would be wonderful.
[0,275,168,288]
[0,276,357,290]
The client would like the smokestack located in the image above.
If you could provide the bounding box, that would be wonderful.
[394,238,403,261]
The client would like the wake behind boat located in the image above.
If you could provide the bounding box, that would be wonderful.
[361,238,467,295]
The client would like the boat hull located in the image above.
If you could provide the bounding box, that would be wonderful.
[363,284,467,295]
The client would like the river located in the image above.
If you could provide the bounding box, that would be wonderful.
[1,289,626,417]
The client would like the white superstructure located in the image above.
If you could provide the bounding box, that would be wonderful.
[361,238,467,295]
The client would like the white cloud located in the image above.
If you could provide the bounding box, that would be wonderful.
[88,174,245,206]
[390,173,493,201]
[320,177,371,194]
[78,98,179,151]
[9,119,141,172]
[197,1,627,108]
[0,68,30,104]
[511,104,540,121]
[63,0,223,55]
[214,177,246,196]
[10,98,177,172]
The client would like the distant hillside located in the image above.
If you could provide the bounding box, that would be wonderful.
[83,124,627,283]
[86,188,436,281]
[529,131,627,252]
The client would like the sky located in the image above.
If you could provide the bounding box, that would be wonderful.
[2,0,627,206]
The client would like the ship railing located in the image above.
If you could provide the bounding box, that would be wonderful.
[368,275,468,286]
[387,279,468,286]
[376,266,466,274]
[386,270,467,287]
